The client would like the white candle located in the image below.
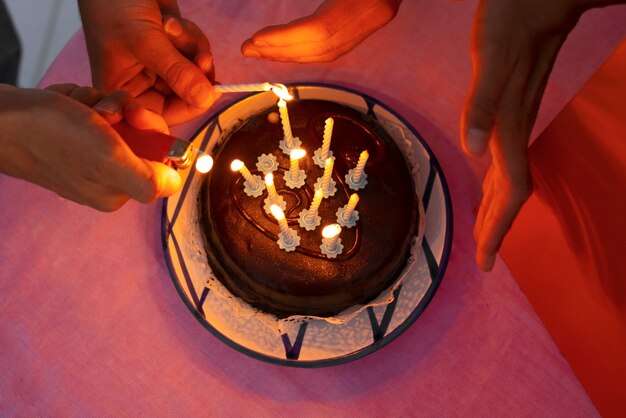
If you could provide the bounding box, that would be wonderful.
[342,193,360,222]
[321,157,334,194]
[270,204,291,236]
[265,173,278,202]
[278,99,295,149]
[289,149,306,179]
[195,154,213,173]
[306,188,324,223]
[321,117,334,160]
[231,159,255,184]
[213,82,272,93]
[270,203,300,252]
[322,224,342,253]
[352,150,369,183]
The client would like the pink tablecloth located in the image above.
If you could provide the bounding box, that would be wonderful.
[1,1,625,416]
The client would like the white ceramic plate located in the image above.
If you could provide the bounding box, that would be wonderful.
[162,83,452,367]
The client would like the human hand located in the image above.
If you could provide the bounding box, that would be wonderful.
[78,0,219,126]
[241,0,402,63]
[0,84,181,211]
[461,0,585,270]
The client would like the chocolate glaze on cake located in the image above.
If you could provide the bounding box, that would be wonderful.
[200,99,418,318]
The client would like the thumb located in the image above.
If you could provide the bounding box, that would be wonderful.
[135,29,218,108]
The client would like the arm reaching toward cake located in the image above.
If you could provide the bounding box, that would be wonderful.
[0,83,180,212]
[241,0,402,63]
[462,0,626,271]
[77,0,220,125]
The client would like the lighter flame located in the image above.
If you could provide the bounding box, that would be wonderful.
[290,149,306,160]
[195,155,213,173]
[230,159,244,171]
[270,204,285,221]
[322,224,341,239]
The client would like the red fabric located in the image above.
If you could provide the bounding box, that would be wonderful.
[501,38,626,418]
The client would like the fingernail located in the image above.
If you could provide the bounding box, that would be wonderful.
[466,128,489,156]
[253,40,270,47]
[190,83,212,107]
[243,49,261,58]
[164,17,183,37]
[198,54,213,73]
[94,101,121,115]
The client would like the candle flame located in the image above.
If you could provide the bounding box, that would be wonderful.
[269,204,285,221]
[322,224,341,239]
[271,83,293,101]
[265,172,274,186]
[230,159,244,171]
[290,149,306,160]
[195,155,213,173]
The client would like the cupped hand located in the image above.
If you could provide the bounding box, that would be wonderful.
[241,0,402,63]
[78,0,219,125]
[0,83,181,211]
[461,0,585,270]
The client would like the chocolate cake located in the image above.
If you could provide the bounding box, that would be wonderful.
[200,99,418,318]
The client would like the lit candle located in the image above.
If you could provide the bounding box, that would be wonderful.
[320,224,343,258]
[270,204,300,252]
[231,159,254,183]
[289,149,305,178]
[270,204,290,236]
[213,82,272,93]
[346,150,369,190]
[231,159,264,196]
[265,173,278,202]
[195,154,213,173]
[278,99,295,149]
[298,188,323,230]
[263,172,286,214]
[337,193,360,227]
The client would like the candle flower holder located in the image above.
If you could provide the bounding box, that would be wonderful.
[345,150,369,190]
[256,153,279,174]
[320,224,344,258]
[314,157,338,198]
[231,159,265,197]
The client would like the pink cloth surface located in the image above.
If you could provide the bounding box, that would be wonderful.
[1,1,625,416]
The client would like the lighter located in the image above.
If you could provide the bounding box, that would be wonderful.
[112,122,213,173]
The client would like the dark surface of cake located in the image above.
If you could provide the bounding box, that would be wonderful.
[200,99,418,318]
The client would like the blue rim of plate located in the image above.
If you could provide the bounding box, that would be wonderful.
[161,82,453,368]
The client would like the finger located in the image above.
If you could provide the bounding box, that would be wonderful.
[134,27,217,108]
[153,77,173,96]
[160,95,211,126]
[119,69,158,98]
[135,89,166,115]
[475,172,531,271]
[109,155,181,203]
[93,90,132,124]
[44,83,80,96]
[163,16,215,82]
[124,101,169,134]
[68,86,107,108]
[474,166,496,242]
[461,13,515,157]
